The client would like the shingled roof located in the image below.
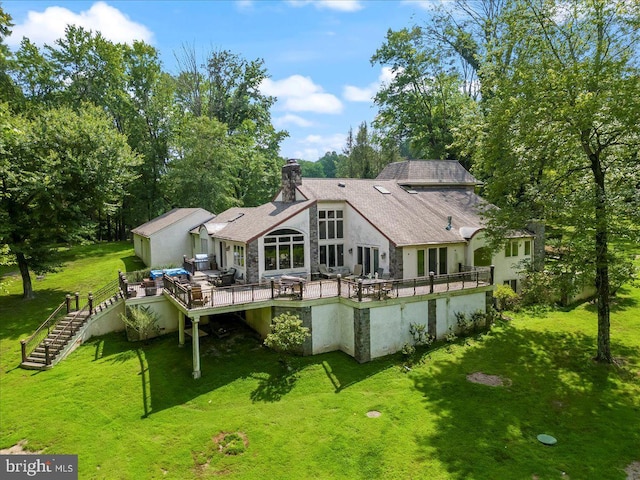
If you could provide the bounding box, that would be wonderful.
[297,179,489,246]
[197,201,313,243]
[376,160,480,187]
[131,208,214,238]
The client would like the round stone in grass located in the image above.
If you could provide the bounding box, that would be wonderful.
[366,411,381,418]
[537,434,557,445]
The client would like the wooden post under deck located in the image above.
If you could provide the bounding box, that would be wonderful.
[178,311,185,347]
[191,315,201,379]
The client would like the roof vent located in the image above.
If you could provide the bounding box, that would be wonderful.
[374,185,391,194]
[445,216,452,230]
[229,213,245,222]
[338,182,346,188]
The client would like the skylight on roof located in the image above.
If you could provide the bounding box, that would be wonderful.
[374,185,391,194]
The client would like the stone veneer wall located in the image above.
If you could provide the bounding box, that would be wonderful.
[353,308,371,363]
[246,240,260,284]
[308,204,318,269]
[281,160,302,203]
[388,242,403,279]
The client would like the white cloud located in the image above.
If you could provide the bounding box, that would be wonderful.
[343,67,397,102]
[274,114,314,128]
[292,133,347,161]
[401,0,443,12]
[7,2,153,47]
[287,0,364,12]
[261,75,343,114]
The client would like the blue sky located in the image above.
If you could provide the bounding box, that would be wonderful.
[4,1,437,161]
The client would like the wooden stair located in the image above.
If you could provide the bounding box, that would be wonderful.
[21,311,91,369]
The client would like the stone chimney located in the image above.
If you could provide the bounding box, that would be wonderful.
[281,159,302,203]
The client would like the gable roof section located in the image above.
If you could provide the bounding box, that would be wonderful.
[201,201,313,243]
[131,208,214,238]
[298,179,490,246]
[376,160,480,187]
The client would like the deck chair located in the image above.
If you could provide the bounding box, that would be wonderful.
[191,286,208,307]
[318,264,337,279]
[345,264,363,280]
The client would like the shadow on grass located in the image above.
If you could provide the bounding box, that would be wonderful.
[120,255,146,272]
[249,368,299,403]
[88,322,393,416]
[411,324,640,479]
[0,288,73,341]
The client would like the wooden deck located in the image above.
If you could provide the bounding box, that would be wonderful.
[140,269,493,312]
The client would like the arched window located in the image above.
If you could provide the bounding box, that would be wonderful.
[264,229,305,271]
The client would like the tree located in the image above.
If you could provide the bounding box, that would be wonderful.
[371,27,474,161]
[317,151,344,178]
[264,312,310,365]
[174,46,287,154]
[474,0,640,362]
[0,103,140,298]
[297,159,326,178]
[338,122,392,178]
[0,6,18,104]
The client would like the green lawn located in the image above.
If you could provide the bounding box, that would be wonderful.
[1,242,639,479]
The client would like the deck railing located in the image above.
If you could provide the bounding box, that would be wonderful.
[159,266,494,310]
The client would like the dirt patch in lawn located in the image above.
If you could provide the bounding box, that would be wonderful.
[213,431,248,456]
[466,372,512,387]
[626,461,640,480]
[0,440,42,454]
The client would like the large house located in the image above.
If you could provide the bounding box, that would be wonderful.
[184,160,537,291]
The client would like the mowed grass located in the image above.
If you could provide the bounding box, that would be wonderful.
[1,243,639,479]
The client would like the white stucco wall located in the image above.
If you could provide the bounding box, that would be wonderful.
[435,292,487,338]
[142,210,213,268]
[342,203,390,275]
[311,303,354,356]
[245,307,272,338]
[467,231,533,288]
[133,235,152,267]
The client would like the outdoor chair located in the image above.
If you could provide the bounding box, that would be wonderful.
[318,264,338,279]
[191,286,208,307]
[345,264,363,280]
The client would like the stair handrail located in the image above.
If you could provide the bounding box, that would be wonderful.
[44,305,91,365]
[20,300,67,363]
[44,278,122,363]
[20,277,123,365]
[91,279,121,313]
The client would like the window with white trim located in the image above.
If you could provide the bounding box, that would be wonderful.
[318,209,344,268]
[264,229,305,271]
[505,240,519,257]
[319,210,343,240]
[233,245,245,267]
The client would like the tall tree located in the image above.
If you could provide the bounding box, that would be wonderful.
[338,122,392,179]
[0,5,18,104]
[172,47,287,209]
[474,0,640,362]
[371,27,474,161]
[0,103,140,298]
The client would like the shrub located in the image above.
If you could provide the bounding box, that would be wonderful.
[120,305,160,342]
[494,284,519,311]
[264,312,310,357]
[520,271,554,306]
[409,322,433,347]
